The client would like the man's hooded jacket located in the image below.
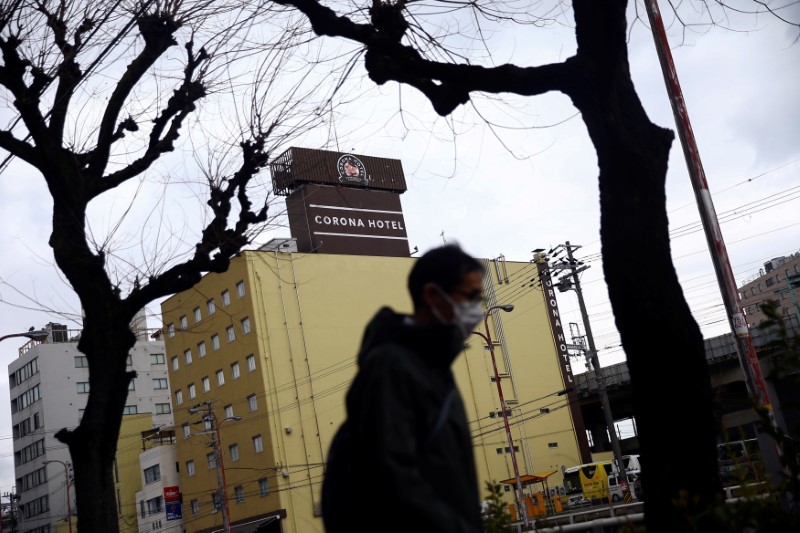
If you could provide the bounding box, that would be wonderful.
[322,307,482,533]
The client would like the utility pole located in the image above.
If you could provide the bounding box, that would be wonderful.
[189,401,240,533]
[550,242,630,499]
[644,0,783,482]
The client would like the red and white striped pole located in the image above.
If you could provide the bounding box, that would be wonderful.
[644,0,782,464]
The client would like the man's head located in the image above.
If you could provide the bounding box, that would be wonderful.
[408,244,485,324]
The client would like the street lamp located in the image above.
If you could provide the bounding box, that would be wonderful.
[472,304,530,530]
[0,329,48,343]
[43,460,72,533]
[189,402,241,533]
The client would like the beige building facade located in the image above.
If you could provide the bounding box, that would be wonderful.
[739,251,800,327]
[162,249,585,532]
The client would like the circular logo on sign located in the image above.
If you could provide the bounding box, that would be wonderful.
[337,154,369,186]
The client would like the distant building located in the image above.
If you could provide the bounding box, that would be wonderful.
[7,321,172,533]
[739,251,800,327]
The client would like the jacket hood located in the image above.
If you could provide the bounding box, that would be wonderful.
[357,307,466,369]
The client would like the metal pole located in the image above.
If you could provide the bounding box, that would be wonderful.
[64,464,72,533]
[644,0,783,471]
[475,308,530,529]
[210,409,232,533]
[564,242,629,498]
[43,460,71,533]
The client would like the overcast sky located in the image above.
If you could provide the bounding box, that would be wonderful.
[0,1,798,492]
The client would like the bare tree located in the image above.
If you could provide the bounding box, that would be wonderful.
[0,0,334,529]
[271,0,799,530]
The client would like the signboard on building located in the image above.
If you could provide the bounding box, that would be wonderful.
[272,148,410,257]
[165,501,182,521]
[164,486,181,521]
[536,259,592,462]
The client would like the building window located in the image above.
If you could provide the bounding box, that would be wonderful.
[253,435,263,453]
[241,317,251,335]
[212,491,221,511]
[248,394,258,412]
[231,362,241,379]
[153,378,168,390]
[548,442,558,448]
[146,496,163,515]
[193,306,202,323]
[207,452,217,469]
[188,383,196,399]
[33,412,40,429]
[259,478,269,496]
[235,485,245,503]
[184,349,192,365]
[179,315,188,330]
[586,430,594,447]
[150,353,165,365]
[229,444,239,462]
[123,405,138,415]
[191,499,200,515]
[183,423,190,439]
[167,323,175,338]
[128,380,135,391]
[202,376,211,393]
[203,418,212,431]
[222,289,231,307]
[187,460,196,476]
[236,280,246,298]
[77,382,90,393]
[172,356,179,371]
[207,299,216,315]
[74,356,88,368]
[144,465,161,484]
[126,354,132,366]
[155,403,171,415]
[225,404,234,418]
[211,334,220,351]
[247,354,256,372]
[198,341,207,357]
[175,390,183,405]
[216,370,225,387]
[226,325,235,342]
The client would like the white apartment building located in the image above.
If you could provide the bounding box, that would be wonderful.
[8,322,173,533]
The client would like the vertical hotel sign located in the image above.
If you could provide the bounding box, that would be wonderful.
[536,258,592,462]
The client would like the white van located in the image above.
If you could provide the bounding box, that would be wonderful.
[607,470,640,503]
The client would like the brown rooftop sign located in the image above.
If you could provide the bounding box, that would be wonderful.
[270,147,407,196]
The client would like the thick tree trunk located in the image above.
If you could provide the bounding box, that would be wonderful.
[59,322,135,532]
[571,1,723,530]
[48,182,135,532]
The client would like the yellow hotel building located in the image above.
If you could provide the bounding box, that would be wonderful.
[162,249,586,532]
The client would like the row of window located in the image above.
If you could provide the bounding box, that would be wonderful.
[17,466,46,492]
[77,378,170,395]
[77,353,168,369]
[189,478,269,516]
[742,265,800,298]
[167,281,247,338]
[174,356,256,406]
[15,439,45,466]
[22,495,48,519]
[185,435,264,476]
[181,395,259,441]
[10,357,39,388]
[13,412,41,438]
[12,384,40,413]
[171,318,252,370]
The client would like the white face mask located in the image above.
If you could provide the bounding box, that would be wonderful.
[432,287,485,340]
